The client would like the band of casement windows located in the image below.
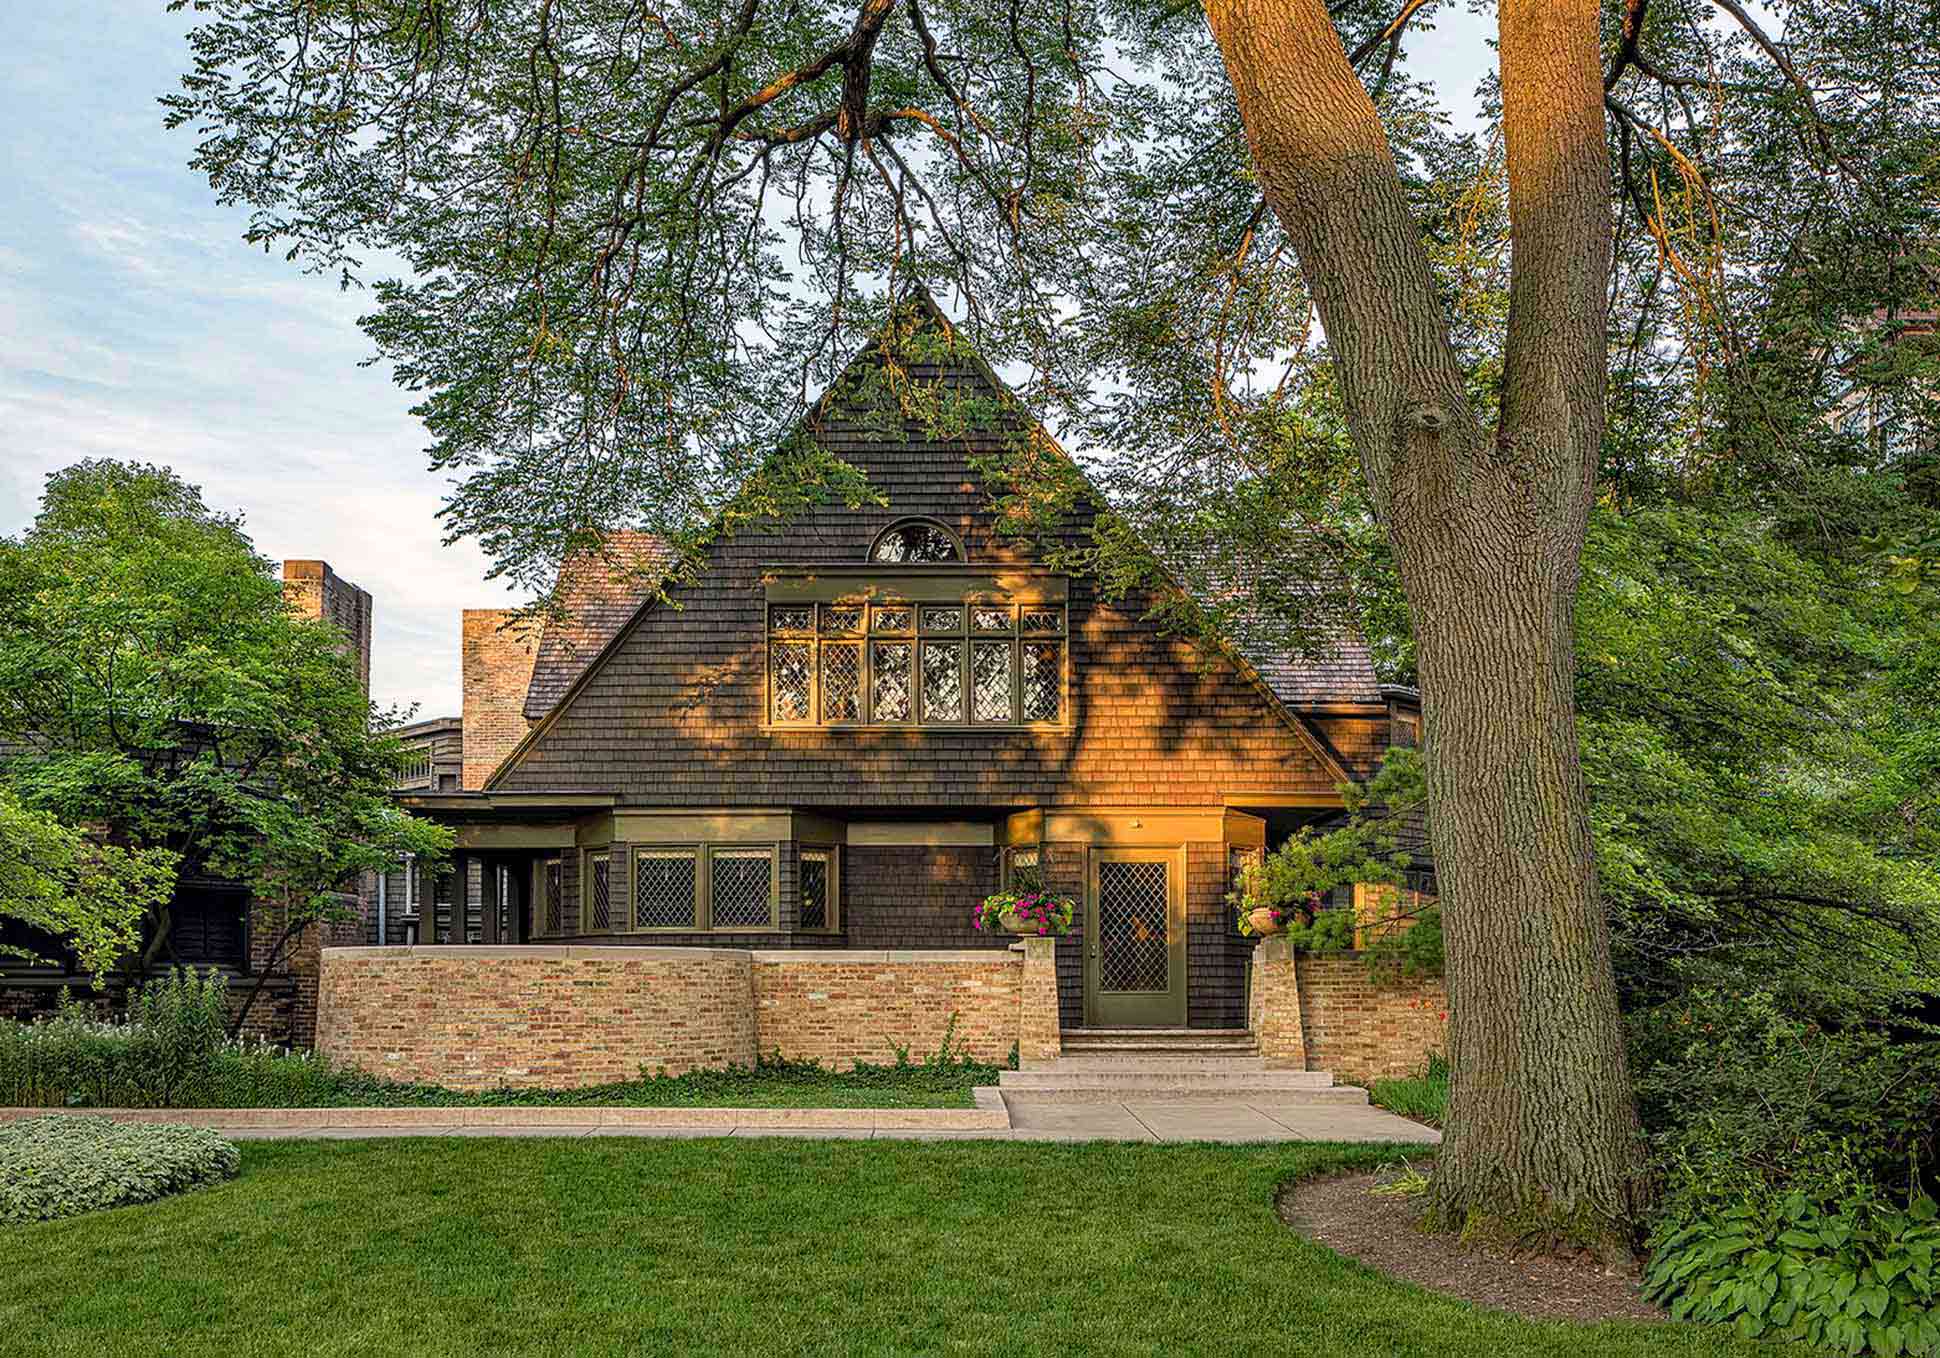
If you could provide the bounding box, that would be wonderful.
[767,599,1065,728]
[530,843,838,935]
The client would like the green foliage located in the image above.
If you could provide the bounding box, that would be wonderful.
[0,461,450,976]
[1371,1053,1450,1128]
[0,787,176,975]
[1231,748,1441,976]
[1578,508,1940,1018]
[1629,990,1940,1199]
[0,1000,1004,1111]
[0,1115,239,1225]
[1644,1187,1940,1354]
[971,888,1074,937]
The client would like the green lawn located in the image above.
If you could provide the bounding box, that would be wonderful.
[2,1139,1767,1358]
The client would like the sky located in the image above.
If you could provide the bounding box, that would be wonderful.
[0,2,1495,718]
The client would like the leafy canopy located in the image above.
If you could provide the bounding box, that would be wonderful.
[0,460,450,939]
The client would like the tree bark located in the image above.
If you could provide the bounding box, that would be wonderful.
[1202,0,1650,1244]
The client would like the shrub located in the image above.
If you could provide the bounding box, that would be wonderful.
[0,1115,240,1224]
[1629,989,1940,1198]
[1644,1184,1940,1354]
[1371,1052,1449,1126]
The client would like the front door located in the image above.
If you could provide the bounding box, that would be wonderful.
[1085,848,1187,1027]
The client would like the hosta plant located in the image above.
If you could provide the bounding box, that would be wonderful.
[1643,1190,1940,1355]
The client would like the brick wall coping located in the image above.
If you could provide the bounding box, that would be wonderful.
[322,945,1018,965]
[323,945,753,962]
[747,949,1019,965]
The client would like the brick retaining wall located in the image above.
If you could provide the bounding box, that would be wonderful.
[319,945,1031,1089]
[751,951,1021,1067]
[1296,954,1446,1083]
[317,946,757,1090]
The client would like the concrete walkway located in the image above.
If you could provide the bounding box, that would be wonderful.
[101,1102,1438,1145]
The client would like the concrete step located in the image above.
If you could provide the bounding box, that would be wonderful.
[1034,1054,1272,1074]
[999,1069,1353,1096]
[999,1081,1372,1105]
[1060,1028,1259,1056]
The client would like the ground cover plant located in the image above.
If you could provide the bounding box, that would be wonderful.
[0,1115,238,1225]
[2,1138,1767,1358]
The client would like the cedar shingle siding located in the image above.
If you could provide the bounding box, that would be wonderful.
[492,351,1351,808]
[457,311,1395,1029]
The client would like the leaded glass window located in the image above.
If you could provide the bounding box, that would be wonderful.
[821,642,862,722]
[921,641,963,723]
[1022,641,1062,721]
[972,641,1012,723]
[873,641,912,721]
[634,849,698,929]
[770,604,813,633]
[585,850,612,932]
[540,855,563,935]
[800,848,834,930]
[870,519,962,563]
[767,592,1064,728]
[710,848,774,928]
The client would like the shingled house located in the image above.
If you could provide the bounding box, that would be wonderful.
[366,297,1429,1066]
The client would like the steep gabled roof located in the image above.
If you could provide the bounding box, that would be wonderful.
[520,530,673,720]
[489,294,1384,789]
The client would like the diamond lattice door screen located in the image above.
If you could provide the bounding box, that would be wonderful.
[1088,851,1186,1026]
[1097,861,1170,993]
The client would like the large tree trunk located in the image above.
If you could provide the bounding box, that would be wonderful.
[1203,0,1651,1245]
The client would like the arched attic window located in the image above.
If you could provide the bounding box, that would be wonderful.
[869,518,963,563]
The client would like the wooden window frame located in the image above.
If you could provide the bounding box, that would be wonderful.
[764,594,1067,732]
[703,843,781,932]
[630,844,701,932]
[580,846,617,935]
[867,517,964,564]
[797,844,840,933]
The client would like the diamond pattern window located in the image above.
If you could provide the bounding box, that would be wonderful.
[921,641,964,723]
[800,848,834,930]
[1022,641,1062,721]
[540,856,563,936]
[710,849,774,928]
[821,642,862,722]
[771,641,812,723]
[634,849,698,929]
[870,519,962,563]
[767,591,1064,728]
[972,641,1012,723]
[585,850,612,932]
[873,641,912,721]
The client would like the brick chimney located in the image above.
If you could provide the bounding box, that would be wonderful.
[462,610,540,789]
[282,560,373,696]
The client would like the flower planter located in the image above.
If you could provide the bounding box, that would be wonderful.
[1248,908,1287,936]
[1000,907,1049,936]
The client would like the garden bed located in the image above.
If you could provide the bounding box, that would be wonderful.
[1278,1164,1664,1326]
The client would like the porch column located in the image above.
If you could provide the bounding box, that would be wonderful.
[1250,935,1308,1070]
[1016,937,1062,1068]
